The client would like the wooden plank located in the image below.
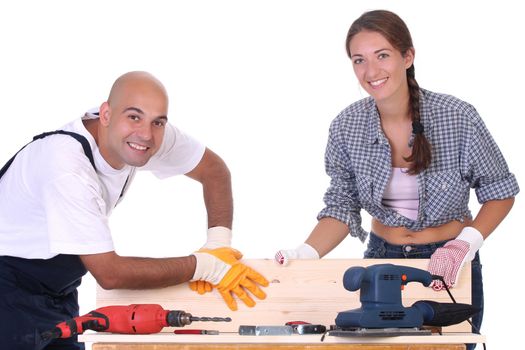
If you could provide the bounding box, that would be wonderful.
[92,343,466,350]
[93,259,472,335]
[84,332,483,344]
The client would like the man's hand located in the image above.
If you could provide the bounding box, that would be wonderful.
[189,227,232,294]
[274,243,320,266]
[191,247,269,310]
[428,227,484,291]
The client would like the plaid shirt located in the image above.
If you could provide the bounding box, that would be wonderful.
[318,89,519,242]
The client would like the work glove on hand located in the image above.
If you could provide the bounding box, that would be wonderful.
[191,247,269,311]
[427,227,484,291]
[189,227,232,294]
[274,243,320,266]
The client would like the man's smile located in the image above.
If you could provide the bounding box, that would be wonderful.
[127,142,149,151]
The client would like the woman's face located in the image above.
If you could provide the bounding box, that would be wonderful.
[348,30,414,104]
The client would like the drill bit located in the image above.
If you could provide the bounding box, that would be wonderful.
[190,316,232,322]
[167,310,231,327]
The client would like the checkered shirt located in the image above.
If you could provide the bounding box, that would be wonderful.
[318,89,520,242]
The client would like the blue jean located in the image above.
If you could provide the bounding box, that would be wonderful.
[364,233,483,350]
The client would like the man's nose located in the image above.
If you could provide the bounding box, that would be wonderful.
[137,123,153,140]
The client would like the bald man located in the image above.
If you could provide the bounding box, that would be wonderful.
[0,71,268,350]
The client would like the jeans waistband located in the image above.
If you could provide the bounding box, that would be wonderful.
[367,232,482,262]
[369,232,450,249]
[367,232,450,259]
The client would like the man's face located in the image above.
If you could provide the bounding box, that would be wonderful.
[99,81,168,169]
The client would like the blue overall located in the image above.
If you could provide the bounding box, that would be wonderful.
[0,131,95,350]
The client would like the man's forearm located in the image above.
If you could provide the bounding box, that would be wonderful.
[203,173,233,228]
[81,252,197,290]
[186,148,233,228]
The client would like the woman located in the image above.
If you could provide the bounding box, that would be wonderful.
[275,9,518,346]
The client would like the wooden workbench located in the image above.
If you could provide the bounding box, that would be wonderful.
[88,333,479,349]
[81,259,485,350]
[90,338,472,350]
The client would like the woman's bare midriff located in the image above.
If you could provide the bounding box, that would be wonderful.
[371,218,472,245]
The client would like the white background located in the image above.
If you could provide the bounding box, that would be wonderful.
[1,1,523,349]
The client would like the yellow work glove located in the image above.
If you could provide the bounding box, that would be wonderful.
[189,227,232,295]
[191,247,269,311]
[189,280,213,294]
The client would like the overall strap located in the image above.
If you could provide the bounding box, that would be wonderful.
[0,130,96,179]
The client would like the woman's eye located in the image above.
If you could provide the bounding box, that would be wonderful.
[378,53,389,59]
[353,58,364,64]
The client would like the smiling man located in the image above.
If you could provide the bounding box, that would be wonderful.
[0,71,268,350]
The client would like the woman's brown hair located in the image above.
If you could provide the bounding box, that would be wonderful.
[346,10,431,174]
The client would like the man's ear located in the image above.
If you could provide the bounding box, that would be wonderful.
[404,47,415,69]
[99,102,111,126]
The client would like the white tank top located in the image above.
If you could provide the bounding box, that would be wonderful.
[382,167,419,220]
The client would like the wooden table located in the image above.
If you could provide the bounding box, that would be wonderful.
[88,334,478,350]
[86,332,485,350]
[86,331,484,349]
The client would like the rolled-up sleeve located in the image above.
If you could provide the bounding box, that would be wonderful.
[317,120,367,242]
[464,106,520,203]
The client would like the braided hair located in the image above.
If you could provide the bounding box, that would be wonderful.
[346,10,431,174]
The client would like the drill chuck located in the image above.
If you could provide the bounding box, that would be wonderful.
[166,311,193,327]
[166,310,232,327]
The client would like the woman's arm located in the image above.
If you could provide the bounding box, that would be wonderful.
[305,217,350,257]
[471,197,515,239]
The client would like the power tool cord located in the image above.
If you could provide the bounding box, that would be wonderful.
[432,275,486,350]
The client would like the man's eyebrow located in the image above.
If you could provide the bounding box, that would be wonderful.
[123,107,145,114]
[123,107,167,120]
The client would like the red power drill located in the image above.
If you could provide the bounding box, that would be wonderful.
[41,304,231,340]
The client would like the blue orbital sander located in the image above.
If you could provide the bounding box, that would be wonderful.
[330,264,479,337]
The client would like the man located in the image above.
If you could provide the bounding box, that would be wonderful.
[0,71,268,350]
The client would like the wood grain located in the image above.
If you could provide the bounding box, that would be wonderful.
[94,259,472,333]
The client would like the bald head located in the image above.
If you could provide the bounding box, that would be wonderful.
[108,71,168,107]
[94,71,170,169]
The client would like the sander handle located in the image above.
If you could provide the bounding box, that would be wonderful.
[399,265,433,287]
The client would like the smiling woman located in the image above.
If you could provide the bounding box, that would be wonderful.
[274,9,519,350]
[346,11,430,175]
[348,30,417,170]
[348,31,414,104]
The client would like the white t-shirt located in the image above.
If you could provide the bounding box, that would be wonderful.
[0,111,205,259]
